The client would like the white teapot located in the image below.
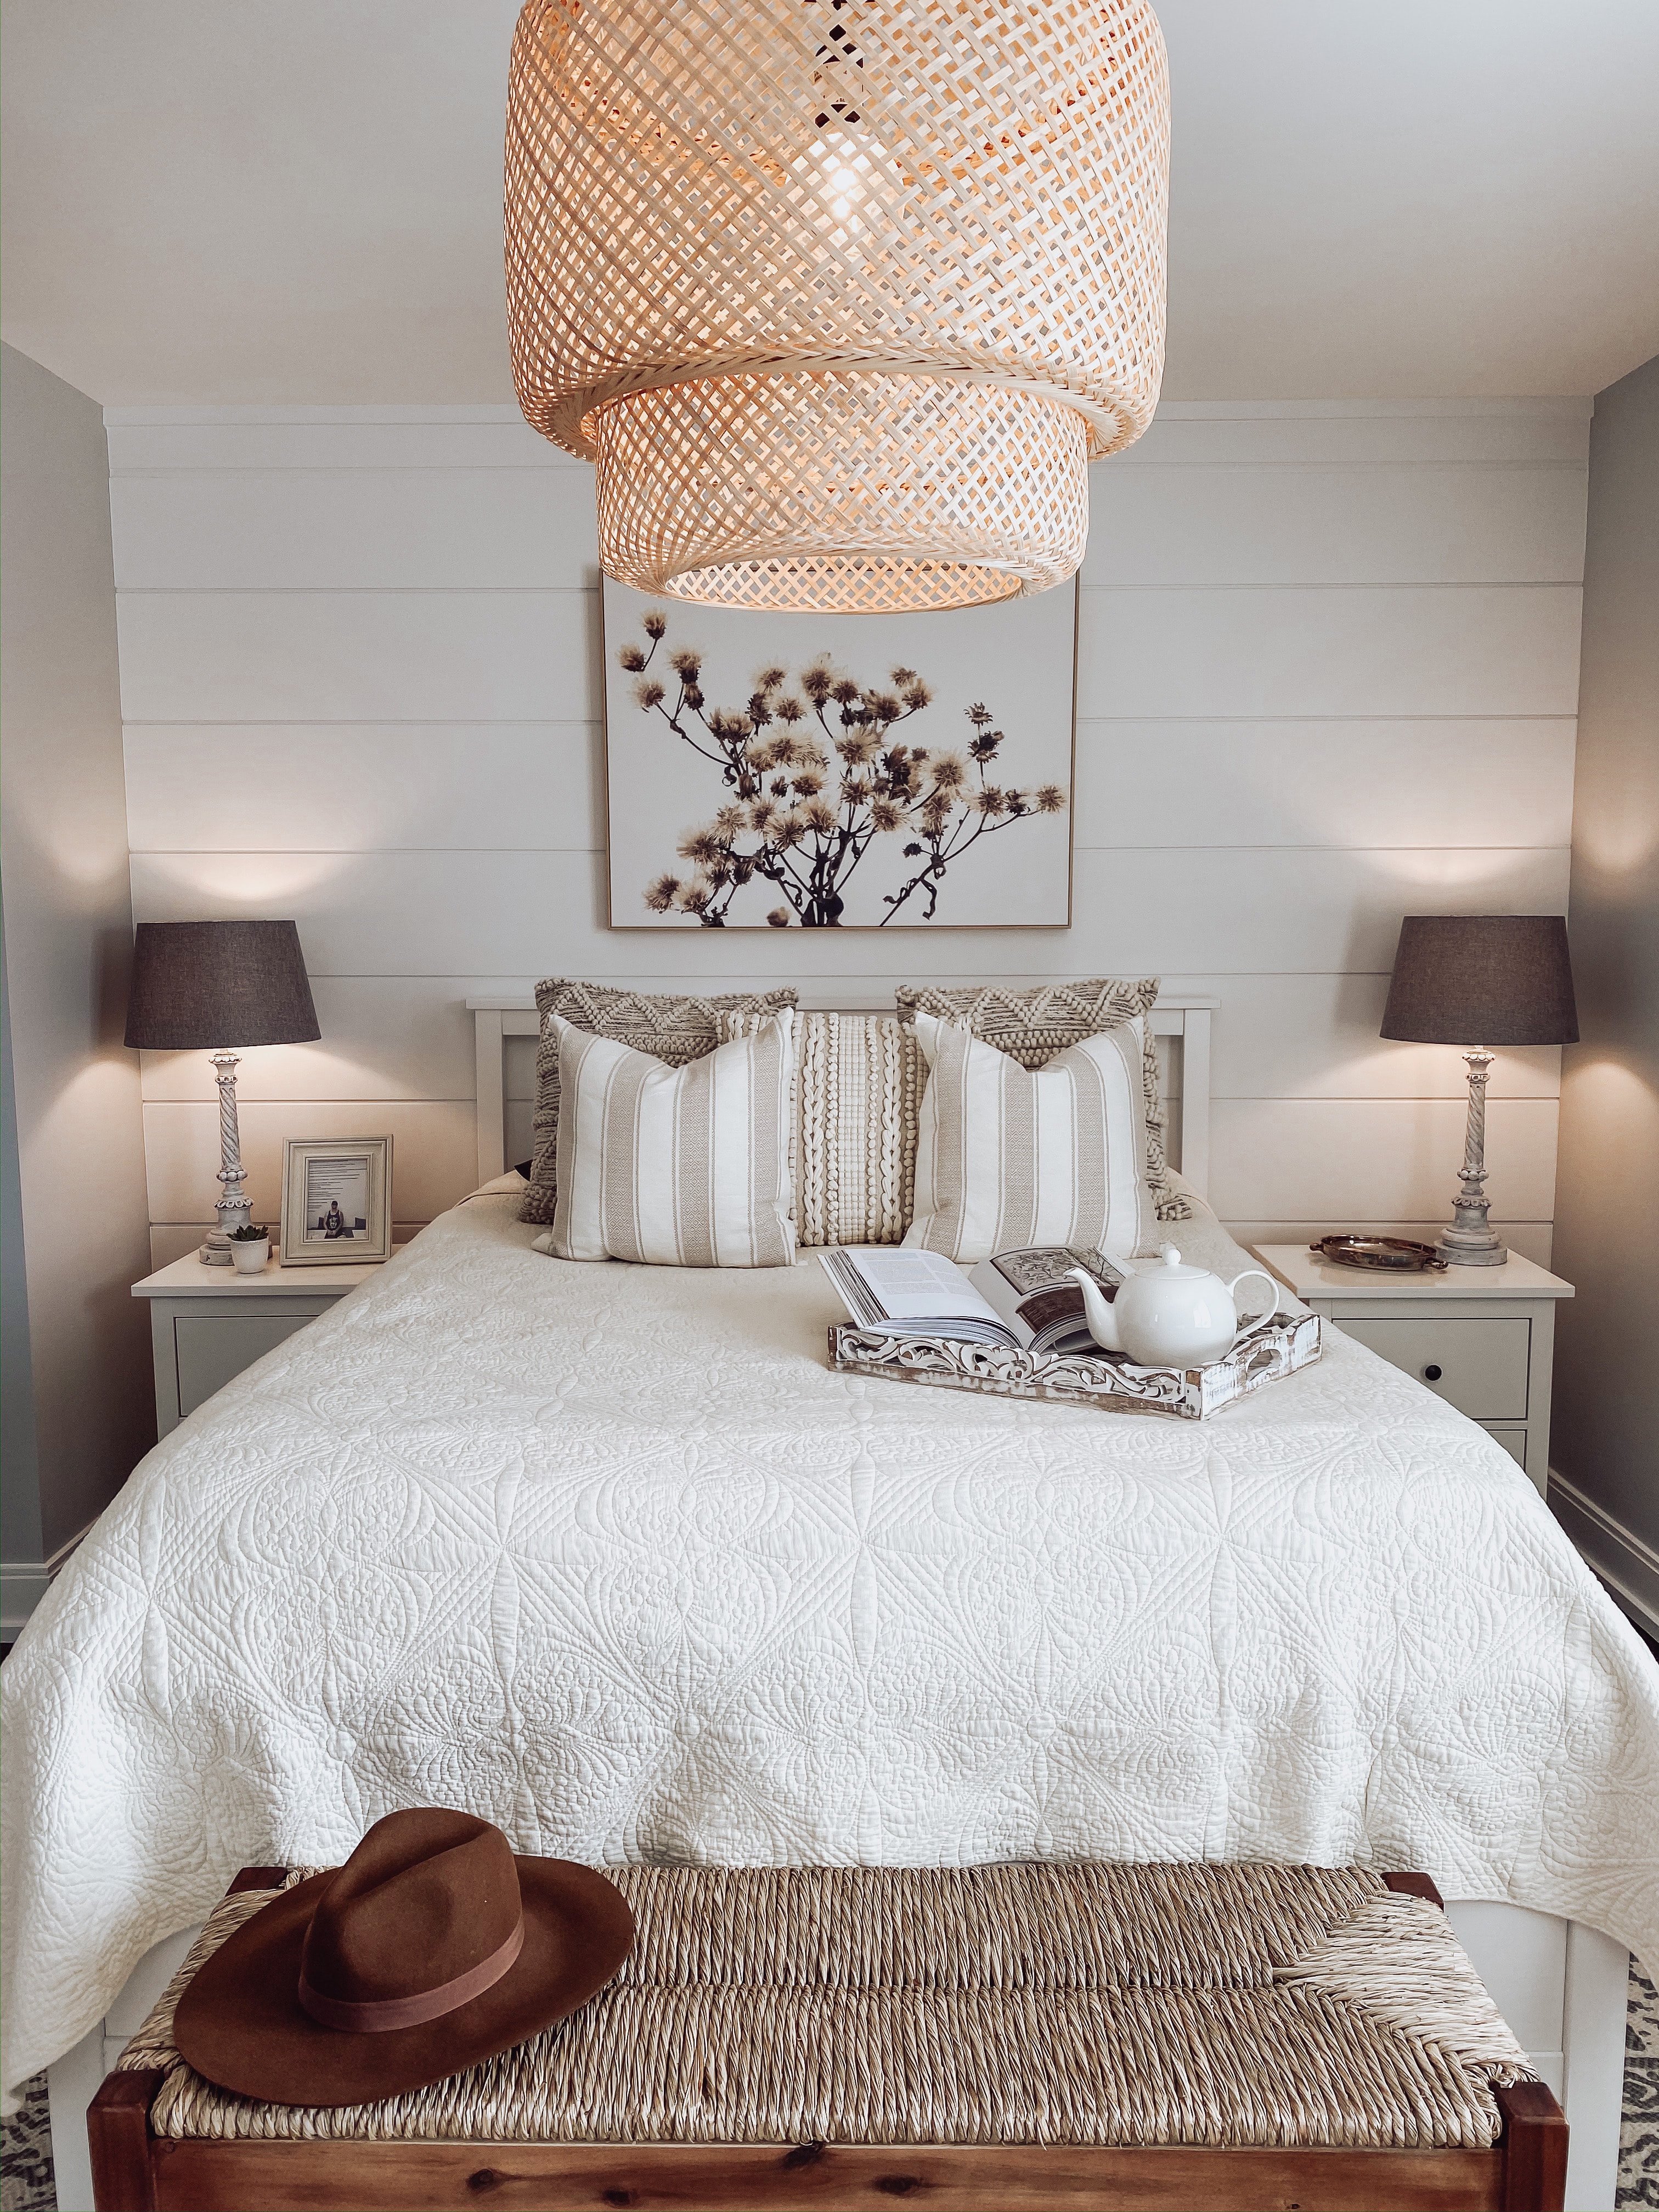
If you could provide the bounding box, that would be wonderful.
[1066,1245,1279,1368]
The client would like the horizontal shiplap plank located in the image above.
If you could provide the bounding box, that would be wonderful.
[107,419,572,475]
[1082,467,1586,587]
[1209,1098,1559,1222]
[137,977,493,1102]
[138,972,1561,1108]
[129,845,1569,980]
[1227,1220,1554,1272]
[1196,974,1562,1100]
[1077,586,1583,719]
[116,588,597,724]
[1104,413,1590,470]
[103,402,1589,479]
[116,585,1581,729]
[123,725,603,853]
[110,461,1586,594]
[142,1100,478,1223]
[125,718,1575,858]
[1071,720,1576,849]
[111,470,600,591]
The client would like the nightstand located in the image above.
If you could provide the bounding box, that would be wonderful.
[132,1252,382,1437]
[1250,1246,1572,1498]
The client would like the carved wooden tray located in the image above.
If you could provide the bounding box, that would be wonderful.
[830,1311,1323,1420]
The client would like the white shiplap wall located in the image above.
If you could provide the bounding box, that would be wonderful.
[109,399,1586,1267]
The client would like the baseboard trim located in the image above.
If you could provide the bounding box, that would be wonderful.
[1550,1470,1659,1639]
[0,1518,95,1636]
[0,1565,50,1635]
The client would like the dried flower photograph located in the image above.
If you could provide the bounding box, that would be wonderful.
[601,578,1076,929]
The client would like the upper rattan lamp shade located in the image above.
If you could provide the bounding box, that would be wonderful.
[504,0,1169,613]
[1379,917,1578,1047]
[124,922,321,1051]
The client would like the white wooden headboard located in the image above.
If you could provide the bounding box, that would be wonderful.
[467,992,1217,1198]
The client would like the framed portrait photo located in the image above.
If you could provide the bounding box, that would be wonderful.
[280,1136,392,1266]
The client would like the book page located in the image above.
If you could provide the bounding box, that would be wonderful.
[837,1247,1001,1324]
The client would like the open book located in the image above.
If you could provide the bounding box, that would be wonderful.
[821,1244,1126,1358]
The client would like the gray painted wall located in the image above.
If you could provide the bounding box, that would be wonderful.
[1,342,154,1618]
[1,906,45,1584]
[1551,354,1659,1583]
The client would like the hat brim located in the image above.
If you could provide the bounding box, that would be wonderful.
[173,1858,634,2107]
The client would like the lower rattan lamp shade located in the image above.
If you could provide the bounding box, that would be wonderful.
[504,0,1169,612]
[125,921,320,1266]
[1380,916,1577,1266]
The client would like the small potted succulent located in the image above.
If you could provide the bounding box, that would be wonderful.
[228,1222,271,1275]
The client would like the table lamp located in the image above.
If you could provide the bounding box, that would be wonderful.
[125,921,321,1264]
[1380,915,1576,1266]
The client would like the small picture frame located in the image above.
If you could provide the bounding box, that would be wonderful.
[280,1137,393,1266]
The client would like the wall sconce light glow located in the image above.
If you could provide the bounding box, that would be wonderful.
[504,0,1169,613]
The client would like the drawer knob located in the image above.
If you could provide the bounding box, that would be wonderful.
[1423,1363,1443,1381]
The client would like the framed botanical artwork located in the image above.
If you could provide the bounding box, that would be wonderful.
[280,1137,393,1266]
[600,576,1077,929]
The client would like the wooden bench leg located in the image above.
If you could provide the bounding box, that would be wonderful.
[1383,1872,1569,2212]
[88,2068,161,2212]
[1497,2081,1568,2212]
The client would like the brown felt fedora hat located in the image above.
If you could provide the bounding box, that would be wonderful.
[173,1808,634,2107]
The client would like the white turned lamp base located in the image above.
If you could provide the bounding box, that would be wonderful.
[1435,1048,1507,1267]
[199,1050,251,1265]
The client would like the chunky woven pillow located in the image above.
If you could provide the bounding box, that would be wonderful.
[520,981,798,1226]
[541,1012,795,1267]
[894,978,1189,1221]
[904,1011,1156,1264]
[718,1009,923,1247]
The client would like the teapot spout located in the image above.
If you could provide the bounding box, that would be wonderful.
[1066,1268,1122,1353]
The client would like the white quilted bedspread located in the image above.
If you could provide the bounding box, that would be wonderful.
[4,1189,1657,2107]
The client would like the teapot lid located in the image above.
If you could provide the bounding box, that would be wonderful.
[1152,1242,1210,1277]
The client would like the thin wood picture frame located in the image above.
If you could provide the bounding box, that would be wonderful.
[599,577,1079,932]
[280,1137,393,1267]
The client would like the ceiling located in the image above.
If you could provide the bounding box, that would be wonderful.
[3,1,1656,408]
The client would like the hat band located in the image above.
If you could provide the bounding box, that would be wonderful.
[297,1916,525,2034]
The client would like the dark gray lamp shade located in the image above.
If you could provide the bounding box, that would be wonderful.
[1379,915,1578,1046]
[124,921,321,1049]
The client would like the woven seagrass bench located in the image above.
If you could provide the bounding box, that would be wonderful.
[89,1860,1566,2212]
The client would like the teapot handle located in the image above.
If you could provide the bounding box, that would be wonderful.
[1226,1268,1279,1325]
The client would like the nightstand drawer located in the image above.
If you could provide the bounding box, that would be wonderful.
[1336,1316,1531,1420]
[174,1313,314,1419]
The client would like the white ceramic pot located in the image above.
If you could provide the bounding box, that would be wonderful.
[229,1237,270,1276]
[1068,1246,1279,1367]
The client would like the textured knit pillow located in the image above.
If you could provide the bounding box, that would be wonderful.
[543,1012,795,1266]
[904,1012,1155,1263]
[717,1009,923,1246]
[519,980,798,1226]
[894,978,1189,1221]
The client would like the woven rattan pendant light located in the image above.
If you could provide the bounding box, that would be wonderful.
[505,0,1169,613]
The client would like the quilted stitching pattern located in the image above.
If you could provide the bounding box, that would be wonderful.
[3,1193,1656,2110]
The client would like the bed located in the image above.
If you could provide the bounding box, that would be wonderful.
[4,996,1654,2209]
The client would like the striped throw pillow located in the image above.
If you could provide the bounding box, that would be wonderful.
[895,977,1189,1221]
[546,1011,796,1267]
[904,1012,1154,1263]
[520,980,798,1227]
